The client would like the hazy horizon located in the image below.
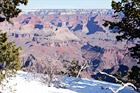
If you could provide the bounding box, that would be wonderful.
[19,0,120,9]
[20,8,113,10]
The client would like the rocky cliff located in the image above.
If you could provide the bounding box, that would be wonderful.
[0,9,136,78]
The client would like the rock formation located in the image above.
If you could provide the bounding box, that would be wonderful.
[0,9,136,78]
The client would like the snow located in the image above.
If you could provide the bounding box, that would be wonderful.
[0,71,138,93]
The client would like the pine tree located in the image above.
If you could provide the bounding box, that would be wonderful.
[103,0,140,64]
[67,60,82,77]
[97,77,102,81]
[0,0,28,23]
[0,0,28,84]
[103,0,140,90]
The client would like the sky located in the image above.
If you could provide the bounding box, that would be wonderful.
[19,0,120,9]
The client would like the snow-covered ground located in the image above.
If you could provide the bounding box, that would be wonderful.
[0,71,138,93]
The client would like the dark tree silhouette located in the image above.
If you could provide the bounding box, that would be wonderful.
[103,0,140,91]
[103,0,140,64]
[0,0,28,84]
[0,0,28,23]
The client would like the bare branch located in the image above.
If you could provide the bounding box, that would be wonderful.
[97,69,123,84]
[105,83,138,93]
[68,60,88,85]
[76,60,88,78]
[97,69,139,93]
[116,83,138,93]
[106,87,115,93]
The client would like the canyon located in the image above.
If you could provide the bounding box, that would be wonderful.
[0,9,136,79]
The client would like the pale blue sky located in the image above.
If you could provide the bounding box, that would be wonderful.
[19,0,120,9]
